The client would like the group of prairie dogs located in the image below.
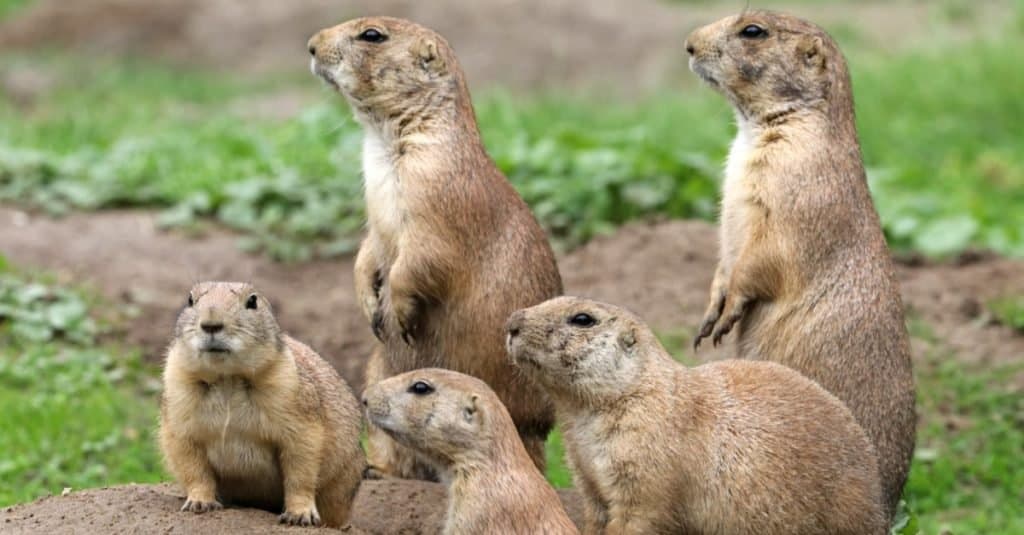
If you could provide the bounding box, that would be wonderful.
[159,9,915,535]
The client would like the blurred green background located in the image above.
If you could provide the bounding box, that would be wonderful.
[1,0,1022,533]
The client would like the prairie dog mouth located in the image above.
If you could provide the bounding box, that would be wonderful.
[689,58,718,87]
[199,335,233,354]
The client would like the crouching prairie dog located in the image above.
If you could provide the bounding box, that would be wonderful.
[506,297,886,535]
[685,11,915,514]
[159,282,364,528]
[308,17,563,478]
[362,368,579,535]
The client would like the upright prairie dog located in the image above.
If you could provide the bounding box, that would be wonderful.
[686,11,915,513]
[159,282,364,528]
[507,297,886,535]
[362,368,579,535]
[308,17,563,478]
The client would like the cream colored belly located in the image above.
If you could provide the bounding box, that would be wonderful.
[207,436,283,507]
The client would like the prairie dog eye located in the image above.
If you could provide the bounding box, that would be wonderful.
[739,24,768,39]
[408,381,434,395]
[569,313,597,327]
[357,28,387,43]
[245,294,258,310]
[187,293,194,307]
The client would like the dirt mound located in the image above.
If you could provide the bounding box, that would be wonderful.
[0,480,584,534]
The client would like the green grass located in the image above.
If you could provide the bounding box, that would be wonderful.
[2,22,1023,259]
[0,0,30,21]
[0,260,164,505]
[988,297,1024,332]
[908,356,1024,534]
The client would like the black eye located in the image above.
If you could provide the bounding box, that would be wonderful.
[740,24,767,39]
[569,313,597,327]
[245,294,258,310]
[408,381,434,395]
[357,28,387,43]
[187,293,194,307]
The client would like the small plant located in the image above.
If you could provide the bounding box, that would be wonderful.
[988,297,1024,332]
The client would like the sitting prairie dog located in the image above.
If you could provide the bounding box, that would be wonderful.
[308,17,562,479]
[686,11,915,514]
[362,368,579,535]
[507,297,887,535]
[159,282,364,528]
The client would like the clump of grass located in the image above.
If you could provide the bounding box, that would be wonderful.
[987,297,1024,332]
[0,258,163,505]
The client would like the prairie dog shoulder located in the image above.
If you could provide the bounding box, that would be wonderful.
[507,296,887,535]
[160,282,364,528]
[362,368,578,535]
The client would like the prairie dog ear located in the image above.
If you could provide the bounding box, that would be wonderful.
[463,394,479,423]
[798,35,826,70]
[412,37,447,73]
[618,327,637,350]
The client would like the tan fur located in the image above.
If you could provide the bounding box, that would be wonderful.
[685,11,916,514]
[507,297,887,535]
[308,17,563,478]
[159,282,364,528]
[363,368,579,535]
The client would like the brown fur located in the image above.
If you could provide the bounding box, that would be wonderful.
[159,282,364,528]
[685,11,915,514]
[308,17,563,479]
[507,297,887,535]
[363,368,579,535]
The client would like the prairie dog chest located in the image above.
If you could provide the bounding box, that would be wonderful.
[362,131,404,256]
[187,378,280,478]
[719,121,757,262]
[568,413,622,501]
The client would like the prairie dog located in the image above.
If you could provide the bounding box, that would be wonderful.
[363,368,579,535]
[308,17,562,478]
[686,11,915,513]
[507,296,887,535]
[159,282,364,528]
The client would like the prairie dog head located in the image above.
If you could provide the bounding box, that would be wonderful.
[308,16,460,122]
[506,297,651,405]
[172,282,283,374]
[685,11,847,123]
[363,368,509,468]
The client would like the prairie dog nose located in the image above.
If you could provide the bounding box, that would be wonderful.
[200,321,224,334]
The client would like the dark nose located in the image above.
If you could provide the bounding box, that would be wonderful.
[506,312,524,338]
[361,396,368,407]
[307,34,319,57]
[685,41,695,56]
[200,322,224,334]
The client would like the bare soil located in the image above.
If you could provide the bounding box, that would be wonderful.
[1,208,1023,531]
[2,207,1022,388]
[0,480,584,534]
[0,0,1009,92]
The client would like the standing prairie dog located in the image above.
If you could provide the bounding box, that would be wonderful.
[159,282,364,528]
[308,17,563,478]
[686,11,915,514]
[507,297,887,535]
[362,368,579,535]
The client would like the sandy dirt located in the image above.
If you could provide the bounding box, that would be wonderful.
[0,0,1009,92]
[1,209,1023,531]
[2,207,1022,388]
[0,480,584,534]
